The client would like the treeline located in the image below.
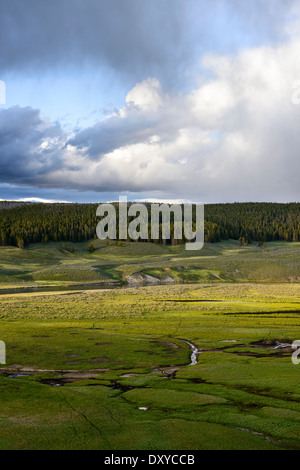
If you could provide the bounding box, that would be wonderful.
[205,203,300,243]
[0,203,98,248]
[0,201,300,248]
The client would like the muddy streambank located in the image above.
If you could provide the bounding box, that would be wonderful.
[0,274,175,296]
[0,338,293,385]
[0,338,200,384]
[0,282,122,296]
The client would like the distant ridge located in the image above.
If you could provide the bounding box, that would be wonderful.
[0,201,31,209]
[0,198,69,204]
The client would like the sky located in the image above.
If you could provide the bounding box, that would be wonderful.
[1,0,300,203]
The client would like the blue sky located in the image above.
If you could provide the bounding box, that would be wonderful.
[1,0,300,203]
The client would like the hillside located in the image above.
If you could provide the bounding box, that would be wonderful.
[0,239,299,289]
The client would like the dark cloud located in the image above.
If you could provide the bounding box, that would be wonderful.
[1,1,300,203]
[0,0,189,86]
[67,113,158,158]
[1,31,300,203]
[0,0,297,88]
[0,106,64,183]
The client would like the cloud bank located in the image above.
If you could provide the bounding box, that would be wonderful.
[1,32,300,202]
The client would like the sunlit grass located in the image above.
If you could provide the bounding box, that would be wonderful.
[1,241,300,449]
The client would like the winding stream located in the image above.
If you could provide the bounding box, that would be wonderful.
[178,339,200,366]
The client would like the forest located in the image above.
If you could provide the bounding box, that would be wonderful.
[0,201,300,248]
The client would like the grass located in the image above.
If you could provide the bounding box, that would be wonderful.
[1,239,300,287]
[1,276,300,449]
[1,240,300,449]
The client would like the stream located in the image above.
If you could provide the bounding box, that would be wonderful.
[0,282,122,296]
[179,339,200,366]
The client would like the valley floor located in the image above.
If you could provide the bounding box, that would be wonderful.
[0,281,300,449]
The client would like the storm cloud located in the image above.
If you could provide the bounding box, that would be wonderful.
[0,0,190,87]
[0,0,298,87]
[2,34,300,202]
[1,0,300,202]
[0,106,65,183]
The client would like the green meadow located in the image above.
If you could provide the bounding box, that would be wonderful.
[1,240,300,449]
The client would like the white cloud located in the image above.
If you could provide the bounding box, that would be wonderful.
[3,33,300,203]
[57,38,300,202]
[125,78,165,112]
[0,197,69,203]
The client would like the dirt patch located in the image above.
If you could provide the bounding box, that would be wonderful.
[120,373,141,377]
[1,367,110,379]
[64,360,82,365]
[152,366,180,376]
[62,370,109,379]
[224,351,274,358]
[95,342,113,346]
[41,377,102,386]
[32,335,50,338]
[90,357,110,363]
[136,349,160,356]
[150,341,179,349]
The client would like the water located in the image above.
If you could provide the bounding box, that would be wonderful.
[179,339,200,366]
[0,282,122,296]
